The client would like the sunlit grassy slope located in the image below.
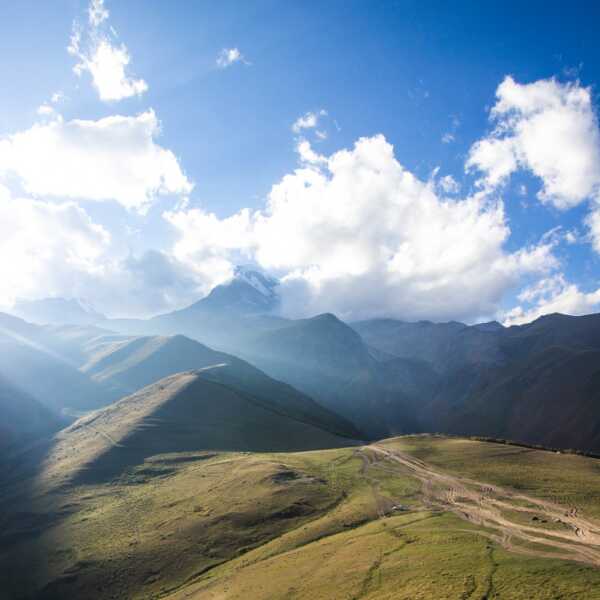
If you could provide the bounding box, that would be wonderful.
[381,435,600,520]
[2,435,600,599]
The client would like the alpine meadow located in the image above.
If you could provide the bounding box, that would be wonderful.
[3,1,600,599]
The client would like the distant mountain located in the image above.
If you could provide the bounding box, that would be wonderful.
[42,368,359,485]
[101,266,285,349]
[76,330,360,439]
[240,313,438,438]
[0,313,113,415]
[71,279,600,454]
[0,312,360,446]
[11,297,105,326]
[199,266,280,314]
[354,312,600,452]
[351,318,503,373]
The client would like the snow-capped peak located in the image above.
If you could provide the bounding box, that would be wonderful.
[233,265,279,299]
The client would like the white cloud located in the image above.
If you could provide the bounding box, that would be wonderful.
[292,110,327,134]
[441,132,455,144]
[467,76,600,208]
[467,136,518,188]
[36,104,55,117]
[163,207,254,298]
[0,185,207,318]
[586,206,600,252]
[216,48,248,69]
[0,110,193,212]
[88,0,109,27]
[0,185,110,310]
[69,0,148,101]
[438,174,460,194]
[564,229,578,244]
[51,91,65,104]
[78,40,148,101]
[165,134,557,321]
[296,139,327,165]
[503,274,600,325]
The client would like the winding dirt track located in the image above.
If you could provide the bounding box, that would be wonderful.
[364,444,600,567]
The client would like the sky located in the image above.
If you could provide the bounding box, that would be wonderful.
[1,0,600,324]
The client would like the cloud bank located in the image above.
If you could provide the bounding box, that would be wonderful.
[166,135,557,321]
[0,110,192,212]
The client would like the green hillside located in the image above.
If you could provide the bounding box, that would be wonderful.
[36,368,358,488]
[2,435,600,599]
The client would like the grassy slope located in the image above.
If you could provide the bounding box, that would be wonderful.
[381,435,600,520]
[167,439,600,600]
[4,436,600,599]
[35,370,356,488]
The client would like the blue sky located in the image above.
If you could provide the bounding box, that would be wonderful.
[1,0,600,323]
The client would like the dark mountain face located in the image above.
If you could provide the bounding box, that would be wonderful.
[238,313,438,439]
[353,312,600,452]
[33,272,600,455]
[351,318,504,373]
[99,278,600,452]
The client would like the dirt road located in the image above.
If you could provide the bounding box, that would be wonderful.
[364,444,600,567]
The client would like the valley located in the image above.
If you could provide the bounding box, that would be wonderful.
[4,280,600,599]
[2,435,600,599]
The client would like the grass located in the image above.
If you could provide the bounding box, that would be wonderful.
[381,435,600,519]
[2,436,600,599]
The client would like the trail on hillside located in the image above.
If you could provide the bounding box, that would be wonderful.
[366,444,600,567]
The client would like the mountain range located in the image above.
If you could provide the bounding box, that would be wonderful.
[4,268,600,600]
[88,268,600,453]
[5,267,600,454]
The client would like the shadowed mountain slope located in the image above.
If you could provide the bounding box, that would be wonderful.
[0,312,360,445]
[78,332,362,440]
[354,313,600,452]
[240,313,438,438]
[0,314,112,415]
[41,368,359,486]
[0,376,64,451]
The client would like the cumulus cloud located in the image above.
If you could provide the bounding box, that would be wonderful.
[165,135,557,321]
[0,185,208,318]
[503,274,600,326]
[467,76,600,208]
[88,0,109,27]
[296,139,327,165]
[438,174,460,194]
[292,110,327,134]
[69,0,148,101]
[36,104,55,117]
[0,185,110,309]
[216,48,248,69]
[0,110,193,212]
[441,132,455,144]
[164,207,254,293]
